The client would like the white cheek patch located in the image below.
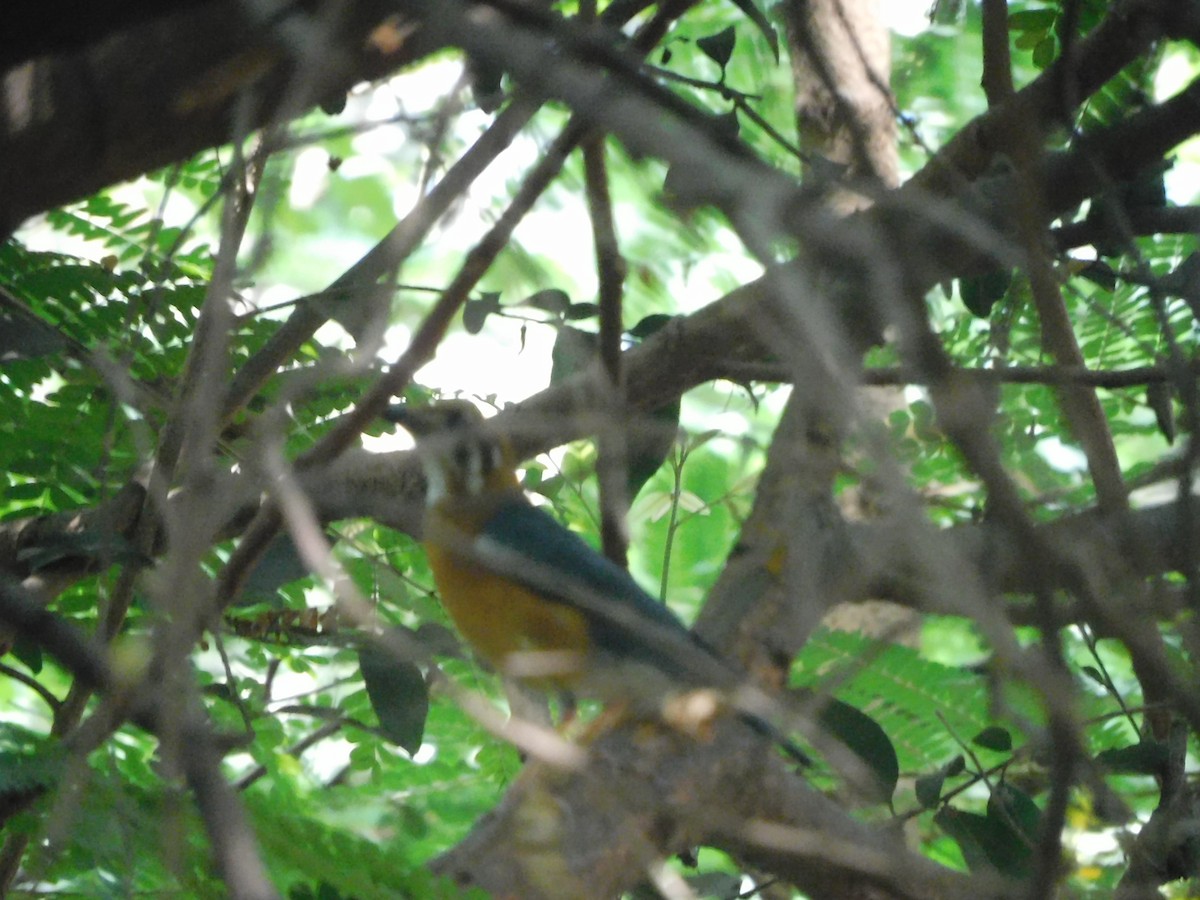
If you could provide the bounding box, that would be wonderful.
[422,456,447,504]
[465,445,486,495]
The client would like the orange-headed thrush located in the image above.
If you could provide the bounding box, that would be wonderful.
[386,400,808,764]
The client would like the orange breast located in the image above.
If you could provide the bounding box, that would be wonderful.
[425,540,591,687]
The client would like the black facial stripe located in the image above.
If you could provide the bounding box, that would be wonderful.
[452,439,472,474]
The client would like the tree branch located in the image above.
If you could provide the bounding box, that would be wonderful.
[0,577,278,899]
[1,0,445,237]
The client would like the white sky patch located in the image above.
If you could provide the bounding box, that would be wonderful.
[1037,435,1088,473]
[1155,47,1200,204]
[407,322,558,403]
[882,0,933,37]
[288,146,332,210]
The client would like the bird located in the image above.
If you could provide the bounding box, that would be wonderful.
[385,399,809,763]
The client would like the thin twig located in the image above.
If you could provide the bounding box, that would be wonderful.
[0,661,61,712]
[583,129,631,566]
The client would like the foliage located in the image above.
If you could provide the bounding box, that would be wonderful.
[3,0,1200,897]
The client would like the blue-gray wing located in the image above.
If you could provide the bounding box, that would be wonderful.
[477,500,689,654]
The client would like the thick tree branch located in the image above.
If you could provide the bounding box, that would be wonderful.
[1,0,442,237]
[433,714,1000,900]
[0,481,148,601]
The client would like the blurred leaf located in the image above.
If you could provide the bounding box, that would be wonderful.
[0,313,65,363]
[550,327,598,391]
[1146,381,1175,444]
[1095,741,1169,775]
[934,806,1031,877]
[463,292,502,334]
[915,771,945,809]
[697,27,736,70]
[722,0,777,60]
[241,533,317,604]
[564,301,600,321]
[915,755,967,809]
[1008,9,1056,34]
[359,639,429,754]
[684,871,742,896]
[1032,35,1057,69]
[414,622,464,659]
[971,726,1013,752]
[628,399,679,498]
[959,269,1011,318]
[521,288,571,315]
[469,58,505,113]
[17,531,147,572]
[9,637,42,674]
[0,747,62,819]
[627,313,674,339]
[988,782,1041,846]
[1075,259,1117,292]
[819,698,899,804]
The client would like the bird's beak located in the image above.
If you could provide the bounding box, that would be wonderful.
[383,401,482,438]
[383,404,442,436]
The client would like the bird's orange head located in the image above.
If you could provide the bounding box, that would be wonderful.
[385,400,521,508]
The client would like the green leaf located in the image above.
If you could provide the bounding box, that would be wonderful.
[934,806,1031,878]
[915,754,967,809]
[550,325,598,383]
[9,636,42,674]
[988,782,1041,846]
[915,771,945,809]
[358,640,429,754]
[1032,35,1058,68]
[959,269,1011,318]
[627,313,674,339]
[0,314,65,363]
[414,622,464,659]
[1008,9,1056,32]
[0,746,64,796]
[685,872,743,896]
[17,530,147,571]
[564,301,600,321]
[241,533,314,603]
[722,0,777,60]
[521,288,571,315]
[1095,741,1169,775]
[627,398,680,498]
[819,698,899,804]
[1076,259,1117,292]
[1146,382,1175,444]
[469,59,505,114]
[697,27,737,70]
[971,726,1013,752]
[463,292,502,334]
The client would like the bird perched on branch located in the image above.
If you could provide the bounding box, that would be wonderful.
[386,399,808,763]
